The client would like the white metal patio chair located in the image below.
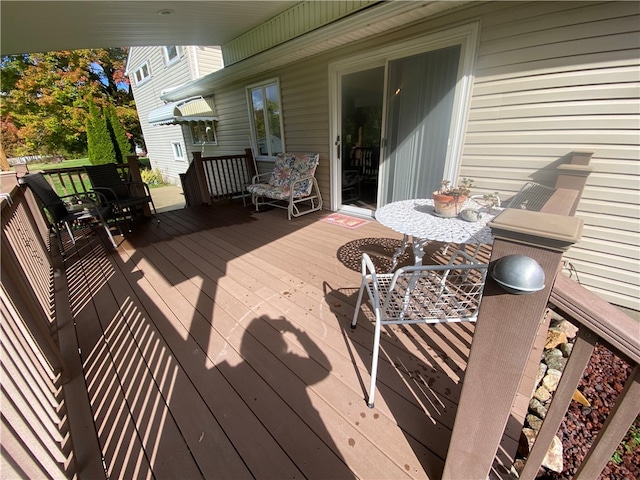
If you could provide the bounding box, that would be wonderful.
[246,152,323,220]
[351,250,489,408]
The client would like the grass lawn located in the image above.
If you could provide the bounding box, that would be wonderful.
[25,157,91,171]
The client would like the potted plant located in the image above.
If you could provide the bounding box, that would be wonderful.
[432,178,474,217]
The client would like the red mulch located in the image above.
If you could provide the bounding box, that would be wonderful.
[539,344,639,479]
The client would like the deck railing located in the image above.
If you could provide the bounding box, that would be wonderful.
[2,150,638,479]
[1,186,77,478]
[181,150,255,206]
[443,151,640,479]
[519,275,639,479]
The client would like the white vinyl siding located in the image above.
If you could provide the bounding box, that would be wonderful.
[191,1,638,312]
[128,45,224,184]
[461,1,639,311]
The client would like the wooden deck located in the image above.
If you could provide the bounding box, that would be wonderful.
[59,202,481,480]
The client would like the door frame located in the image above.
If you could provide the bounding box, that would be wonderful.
[328,21,480,213]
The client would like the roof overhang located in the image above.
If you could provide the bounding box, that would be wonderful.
[148,96,218,126]
[160,1,470,102]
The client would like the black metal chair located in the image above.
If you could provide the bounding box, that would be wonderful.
[84,163,158,231]
[22,173,119,255]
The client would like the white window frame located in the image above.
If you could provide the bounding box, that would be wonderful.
[246,78,285,160]
[163,46,180,65]
[134,62,151,85]
[171,141,185,161]
[189,121,217,146]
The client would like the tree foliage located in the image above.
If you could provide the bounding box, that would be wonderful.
[86,99,115,165]
[0,48,141,158]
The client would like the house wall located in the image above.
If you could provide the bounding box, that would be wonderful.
[128,46,224,184]
[190,1,640,313]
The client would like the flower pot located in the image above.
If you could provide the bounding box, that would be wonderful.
[432,192,466,217]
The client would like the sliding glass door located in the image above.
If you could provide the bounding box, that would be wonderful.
[330,23,478,214]
[382,45,461,204]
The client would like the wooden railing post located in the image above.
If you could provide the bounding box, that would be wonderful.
[192,152,212,205]
[551,151,593,216]
[127,155,150,216]
[442,209,584,479]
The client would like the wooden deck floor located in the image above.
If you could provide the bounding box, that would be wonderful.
[59,202,482,480]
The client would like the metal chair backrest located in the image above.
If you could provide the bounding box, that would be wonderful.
[371,252,488,325]
[507,182,556,211]
[84,164,129,199]
[22,173,69,223]
[351,250,489,407]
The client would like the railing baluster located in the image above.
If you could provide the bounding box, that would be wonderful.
[574,364,640,479]
[519,326,598,479]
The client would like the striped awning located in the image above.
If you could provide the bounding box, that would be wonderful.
[148,96,218,126]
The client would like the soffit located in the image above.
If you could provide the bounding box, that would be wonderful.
[0,1,296,55]
[161,1,470,101]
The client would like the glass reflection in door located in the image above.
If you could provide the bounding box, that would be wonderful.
[340,67,384,210]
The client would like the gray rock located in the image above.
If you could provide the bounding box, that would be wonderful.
[534,385,552,403]
[544,348,563,363]
[542,369,563,392]
[546,355,567,371]
[526,414,543,431]
[560,342,573,357]
[532,362,548,396]
[529,398,548,419]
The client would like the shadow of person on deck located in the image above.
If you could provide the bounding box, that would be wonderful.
[215,315,355,479]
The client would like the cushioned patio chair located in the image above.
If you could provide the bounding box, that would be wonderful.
[351,250,488,408]
[84,163,158,231]
[22,173,119,255]
[246,152,323,220]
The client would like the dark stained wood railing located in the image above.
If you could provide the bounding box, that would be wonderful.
[444,152,640,479]
[181,149,255,206]
[2,151,637,480]
[1,187,77,478]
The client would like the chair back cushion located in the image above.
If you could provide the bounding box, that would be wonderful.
[267,153,319,197]
[267,154,294,188]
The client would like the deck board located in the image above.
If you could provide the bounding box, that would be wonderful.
[61,203,494,479]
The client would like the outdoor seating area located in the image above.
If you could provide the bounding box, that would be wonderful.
[85,162,158,231]
[246,152,323,220]
[22,172,120,254]
[47,203,481,479]
[3,170,639,479]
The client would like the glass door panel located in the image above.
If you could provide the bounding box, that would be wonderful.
[340,67,384,211]
[382,44,461,204]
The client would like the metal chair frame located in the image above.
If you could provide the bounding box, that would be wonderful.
[84,163,158,232]
[22,173,120,255]
[351,250,489,408]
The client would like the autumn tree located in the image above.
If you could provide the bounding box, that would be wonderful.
[0,48,141,158]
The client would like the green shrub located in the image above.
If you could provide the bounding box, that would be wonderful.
[140,167,166,187]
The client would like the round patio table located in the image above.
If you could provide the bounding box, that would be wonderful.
[375,198,501,269]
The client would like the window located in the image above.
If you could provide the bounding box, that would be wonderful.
[190,121,217,145]
[163,46,180,65]
[134,62,150,85]
[246,79,285,158]
[171,141,185,161]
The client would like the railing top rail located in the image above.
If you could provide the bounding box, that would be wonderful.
[551,273,640,365]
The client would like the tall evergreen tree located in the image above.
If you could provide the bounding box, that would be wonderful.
[106,103,132,163]
[86,99,115,165]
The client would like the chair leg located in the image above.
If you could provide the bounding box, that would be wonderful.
[367,316,383,408]
[350,281,366,329]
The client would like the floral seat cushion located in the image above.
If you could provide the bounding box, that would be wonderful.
[248,153,319,199]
